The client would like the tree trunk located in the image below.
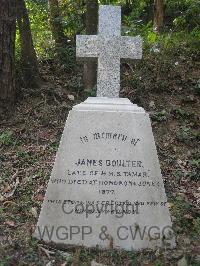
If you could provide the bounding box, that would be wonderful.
[17,0,41,87]
[153,0,164,33]
[48,0,65,48]
[0,0,16,112]
[84,0,98,93]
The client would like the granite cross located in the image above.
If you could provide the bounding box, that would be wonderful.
[76,5,142,98]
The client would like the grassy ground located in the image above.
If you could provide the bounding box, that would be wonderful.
[0,44,199,265]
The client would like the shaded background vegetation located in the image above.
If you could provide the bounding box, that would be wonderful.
[13,0,200,98]
[15,0,200,61]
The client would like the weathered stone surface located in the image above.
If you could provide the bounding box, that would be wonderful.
[99,5,121,36]
[76,5,142,98]
[34,98,175,251]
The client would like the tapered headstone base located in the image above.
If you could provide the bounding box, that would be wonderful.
[34,97,176,251]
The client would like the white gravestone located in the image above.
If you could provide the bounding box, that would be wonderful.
[34,5,175,251]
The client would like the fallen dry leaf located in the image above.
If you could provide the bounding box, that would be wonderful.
[34,194,44,201]
[5,220,16,227]
[3,175,20,199]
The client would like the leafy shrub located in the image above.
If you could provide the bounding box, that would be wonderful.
[0,131,13,146]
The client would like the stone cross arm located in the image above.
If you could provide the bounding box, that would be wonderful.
[76,35,142,60]
[76,5,143,98]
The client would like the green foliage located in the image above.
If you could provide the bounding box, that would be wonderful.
[85,86,97,97]
[154,260,163,266]
[56,44,76,69]
[176,126,199,144]
[152,110,168,122]
[171,196,193,232]
[60,0,85,36]
[0,257,13,266]
[166,0,200,30]
[16,0,53,60]
[27,1,53,58]
[177,126,192,142]
[174,108,191,119]
[14,0,199,71]
[120,0,200,53]
[0,131,13,146]
[130,72,141,87]
[122,0,200,33]
[173,169,183,183]
[49,142,59,152]
[188,160,200,182]
[194,217,200,234]
[17,150,37,164]
[194,79,200,95]
[189,159,200,168]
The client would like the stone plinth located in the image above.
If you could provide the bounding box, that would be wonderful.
[34,98,175,251]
